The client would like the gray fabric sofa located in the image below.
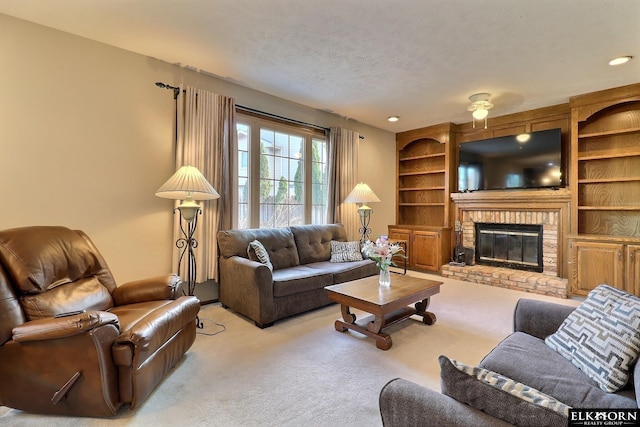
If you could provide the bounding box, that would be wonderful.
[379,298,640,426]
[217,223,377,328]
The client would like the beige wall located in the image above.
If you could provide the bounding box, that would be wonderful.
[0,14,396,283]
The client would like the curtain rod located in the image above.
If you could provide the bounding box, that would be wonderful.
[235,105,365,140]
[155,81,365,140]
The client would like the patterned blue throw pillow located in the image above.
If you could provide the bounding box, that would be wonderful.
[330,240,363,263]
[545,284,640,392]
[247,240,273,271]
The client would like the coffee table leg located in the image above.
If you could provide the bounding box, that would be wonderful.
[375,333,393,350]
[415,298,437,325]
[334,307,393,350]
[341,304,356,324]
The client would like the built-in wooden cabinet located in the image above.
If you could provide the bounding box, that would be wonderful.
[388,226,451,273]
[628,245,640,296]
[568,238,625,296]
[569,83,640,295]
[390,123,454,272]
[568,237,640,296]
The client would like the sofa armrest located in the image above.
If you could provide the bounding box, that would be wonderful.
[379,378,512,427]
[112,274,183,306]
[12,311,119,342]
[218,256,275,326]
[513,299,576,339]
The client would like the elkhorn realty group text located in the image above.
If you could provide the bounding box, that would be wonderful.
[569,409,640,427]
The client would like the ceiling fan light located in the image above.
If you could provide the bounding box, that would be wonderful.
[609,56,632,66]
[472,108,489,120]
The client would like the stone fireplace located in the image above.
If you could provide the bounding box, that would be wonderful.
[442,189,571,298]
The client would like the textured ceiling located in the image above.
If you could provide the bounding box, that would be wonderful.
[1,0,639,132]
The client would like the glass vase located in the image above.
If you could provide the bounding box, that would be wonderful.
[379,268,391,287]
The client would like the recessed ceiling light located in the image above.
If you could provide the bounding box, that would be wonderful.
[387,116,399,122]
[516,133,531,143]
[609,56,632,66]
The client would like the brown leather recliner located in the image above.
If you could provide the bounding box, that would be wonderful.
[0,226,201,417]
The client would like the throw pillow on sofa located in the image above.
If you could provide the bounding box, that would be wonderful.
[247,240,273,271]
[439,355,569,427]
[330,240,363,263]
[545,284,640,392]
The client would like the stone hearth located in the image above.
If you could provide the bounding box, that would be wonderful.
[441,264,567,298]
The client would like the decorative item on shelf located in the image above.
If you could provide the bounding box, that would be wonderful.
[467,93,494,129]
[344,182,381,242]
[156,165,220,325]
[362,236,406,286]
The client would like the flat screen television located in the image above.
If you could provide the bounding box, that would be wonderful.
[458,128,563,191]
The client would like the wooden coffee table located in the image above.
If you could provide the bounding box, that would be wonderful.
[325,274,442,350]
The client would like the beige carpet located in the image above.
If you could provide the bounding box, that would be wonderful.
[0,272,580,426]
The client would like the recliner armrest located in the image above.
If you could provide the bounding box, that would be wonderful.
[12,311,119,342]
[112,274,183,306]
[112,296,200,367]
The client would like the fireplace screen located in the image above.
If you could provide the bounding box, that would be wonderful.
[475,223,543,273]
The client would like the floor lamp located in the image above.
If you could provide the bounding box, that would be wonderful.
[156,165,219,314]
[344,182,380,242]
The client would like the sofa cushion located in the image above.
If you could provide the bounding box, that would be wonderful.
[440,355,569,427]
[272,266,334,297]
[305,260,377,284]
[248,240,273,271]
[290,224,347,265]
[330,240,363,263]
[480,332,637,408]
[545,284,640,392]
[217,227,300,269]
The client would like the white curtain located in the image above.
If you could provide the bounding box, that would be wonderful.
[175,86,235,283]
[327,127,360,241]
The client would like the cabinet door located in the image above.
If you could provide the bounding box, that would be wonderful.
[413,231,441,272]
[570,241,624,296]
[388,228,411,267]
[627,245,640,296]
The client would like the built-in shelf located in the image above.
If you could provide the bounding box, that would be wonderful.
[578,206,640,211]
[399,153,446,162]
[578,126,640,139]
[570,84,640,297]
[578,177,640,184]
[577,150,640,161]
[393,123,454,273]
[398,170,445,176]
[398,203,445,207]
[398,186,445,191]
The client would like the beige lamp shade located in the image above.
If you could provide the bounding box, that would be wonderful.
[156,165,219,221]
[344,182,380,205]
[156,165,220,201]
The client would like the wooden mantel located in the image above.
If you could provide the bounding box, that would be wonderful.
[450,188,571,207]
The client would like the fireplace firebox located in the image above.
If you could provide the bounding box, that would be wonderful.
[475,223,543,273]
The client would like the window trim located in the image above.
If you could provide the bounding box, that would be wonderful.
[235,111,328,229]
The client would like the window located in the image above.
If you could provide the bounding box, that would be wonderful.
[235,113,329,229]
